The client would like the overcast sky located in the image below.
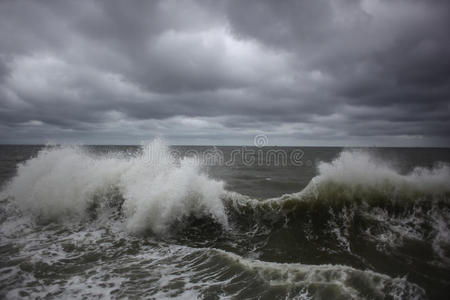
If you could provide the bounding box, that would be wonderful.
[0,0,449,146]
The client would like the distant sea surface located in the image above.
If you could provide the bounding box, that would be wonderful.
[1,143,450,299]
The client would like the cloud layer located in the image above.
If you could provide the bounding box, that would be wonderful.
[0,0,449,146]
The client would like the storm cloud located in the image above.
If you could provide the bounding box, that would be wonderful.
[0,0,449,146]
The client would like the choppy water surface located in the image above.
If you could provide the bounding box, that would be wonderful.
[1,142,449,299]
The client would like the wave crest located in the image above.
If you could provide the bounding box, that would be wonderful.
[2,140,228,234]
[308,150,450,200]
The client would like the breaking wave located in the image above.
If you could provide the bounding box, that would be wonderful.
[1,140,227,234]
[1,143,450,298]
[2,143,450,236]
[225,151,450,266]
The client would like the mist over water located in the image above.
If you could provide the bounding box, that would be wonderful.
[1,141,450,299]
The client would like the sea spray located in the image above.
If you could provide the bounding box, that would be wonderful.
[313,150,450,197]
[3,140,228,233]
[2,145,450,298]
[222,150,450,268]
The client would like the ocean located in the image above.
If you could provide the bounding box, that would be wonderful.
[0,141,449,299]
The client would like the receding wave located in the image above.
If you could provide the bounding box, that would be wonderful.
[134,245,426,299]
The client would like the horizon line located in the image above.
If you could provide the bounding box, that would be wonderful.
[0,143,449,149]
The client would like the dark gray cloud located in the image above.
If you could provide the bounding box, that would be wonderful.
[0,0,449,146]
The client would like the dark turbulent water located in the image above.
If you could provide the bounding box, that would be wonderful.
[1,142,450,299]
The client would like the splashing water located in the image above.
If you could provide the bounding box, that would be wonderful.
[1,144,449,299]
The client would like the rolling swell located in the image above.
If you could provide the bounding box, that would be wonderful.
[219,152,450,299]
[1,143,450,298]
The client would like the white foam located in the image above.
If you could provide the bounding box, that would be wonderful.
[207,248,426,299]
[2,139,227,234]
[313,150,450,195]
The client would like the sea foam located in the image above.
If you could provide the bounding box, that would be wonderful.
[314,150,450,194]
[2,140,227,234]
